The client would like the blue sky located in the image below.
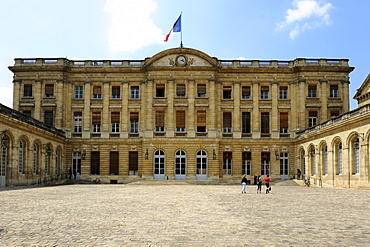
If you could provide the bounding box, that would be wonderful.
[0,0,369,108]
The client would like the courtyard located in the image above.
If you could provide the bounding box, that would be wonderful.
[0,181,369,246]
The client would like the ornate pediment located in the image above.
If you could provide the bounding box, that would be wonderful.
[141,48,219,68]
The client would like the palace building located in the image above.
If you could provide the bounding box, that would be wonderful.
[1,47,369,188]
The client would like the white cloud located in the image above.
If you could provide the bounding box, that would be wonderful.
[104,0,164,53]
[276,0,333,40]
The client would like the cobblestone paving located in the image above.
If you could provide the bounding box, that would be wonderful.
[1,183,370,246]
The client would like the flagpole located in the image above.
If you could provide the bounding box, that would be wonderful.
[180,12,183,48]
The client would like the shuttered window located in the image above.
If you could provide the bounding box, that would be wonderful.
[93,86,102,98]
[176,84,186,97]
[197,84,206,97]
[90,151,100,175]
[111,112,120,123]
[242,112,251,133]
[110,152,119,175]
[280,112,288,133]
[155,111,165,128]
[92,112,101,124]
[45,84,54,97]
[197,111,206,126]
[308,85,317,97]
[112,86,120,98]
[129,152,138,171]
[176,111,185,128]
[242,86,250,99]
[261,86,269,99]
[156,84,165,97]
[261,112,270,133]
[223,112,232,127]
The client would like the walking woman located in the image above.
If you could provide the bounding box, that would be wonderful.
[241,174,248,194]
[256,175,262,193]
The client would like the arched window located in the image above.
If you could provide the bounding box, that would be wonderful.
[196,150,207,179]
[1,136,8,177]
[19,141,24,174]
[323,146,328,176]
[175,150,186,178]
[353,138,360,174]
[338,143,342,175]
[33,144,38,174]
[154,150,165,179]
[55,150,59,176]
[310,147,316,176]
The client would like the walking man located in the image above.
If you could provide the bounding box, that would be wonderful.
[264,175,271,194]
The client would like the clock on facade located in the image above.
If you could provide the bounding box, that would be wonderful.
[176,55,187,66]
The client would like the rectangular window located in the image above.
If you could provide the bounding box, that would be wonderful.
[111,112,120,133]
[156,84,165,97]
[223,152,232,175]
[23,110,31,117]
[280,152,289,176]
[242,86,250,99]
[261,152,270,176]
[90,151,100,175]
[261,112,270,134]
[242,112,251,133]
[308,111,317,127]
[176,110,186,132]
[176,84,186,97]
[197,111,206,132]
[74,112,82,133]
[242,152,251,176]
[197,84,206,97]
[223,86,232,99]
[261,86,269,99]
[279,86,288,99]
[330,85,338,98]
[131,86,139,99]
[129,151,138,176]
[155,111,165,132]
[223,112,232,133]
[75,86,83,99]
[280,112,288,133]
[308,85,317,98]
[24,84,32,97]
[93,86,102,99]
[92,112,101,133]
[109,152,119,175]
[112,86,120,99]
[44,111,54,126]
[130,112,139,133]
[45,84,54,97]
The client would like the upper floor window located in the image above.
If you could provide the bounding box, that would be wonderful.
[308,111,317,127]
[75,86,83,99]
[74,112,82,133]
[330,85,338,98]
[19,141,24,174]
[112,86,120,99]
[92,112,101,133]
[197,84,206,97]
[330,111,339,119]
[242,86,250,99]
[176,84,186,97]
[93,86,102,99]
[280,112,288,134]
[44,111,54,126]
[45,84,54,97]
[24,84,33,97]
[279,86,288,99]
[130,112,139,133]
[353,138,360,174]
[223,112,232,133]
[261,112,270,133]
[308,85,317,98]
[23,110,31,117]
[176,110,186,132]
[111,112,120,133]
[242,112,251,134]
[156,84,165,97]
[131,86,139,99]
[260,86,269,99]
[197,111,206,132]
[155,111,165,132]
[223,86,232,99]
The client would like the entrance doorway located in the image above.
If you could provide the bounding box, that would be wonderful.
[196,150,207,180]
[175,150,186,180]
[154,150,165,180]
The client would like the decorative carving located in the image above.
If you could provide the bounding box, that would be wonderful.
[262,146,270,151]
[243,146,251,151]
[224,146,232,151]
[130,146,137,151]
[168,57,175,66]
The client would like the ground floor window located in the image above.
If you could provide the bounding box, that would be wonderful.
[261,152,270,176]
[72,152,81,176]
[175,150,186,175]
[223,152,232,175]
[242,152,251,176]
[196,150,207,175]
[154,150,165,175]
[129,152,138,176]
[280,152,289,176]
[110,152,119,175]
[91,151,100,175]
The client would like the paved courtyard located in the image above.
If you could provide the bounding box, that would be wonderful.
[1,182,370,246]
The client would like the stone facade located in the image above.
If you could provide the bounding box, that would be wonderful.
[3,47,367,187]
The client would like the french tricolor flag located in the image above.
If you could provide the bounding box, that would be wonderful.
[164,14,181,42]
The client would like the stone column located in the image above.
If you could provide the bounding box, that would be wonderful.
[289,81,297,136]
[271,81,279,138]
[233,81,241,138]
[34,79,43,121]
[208,79,217,138]
[298,79,306,131]
[12,79,22,110]
[101,81,110,138]
[320,79,328,122]
[166,79,175,137]
[121,80,129,138]
[187,79,195,138]
[82,81,91,138]
[55,79,65,129]
[251,81,260,138]
[341,80,350,113]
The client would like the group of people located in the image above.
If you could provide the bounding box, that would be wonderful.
[241,174,271,194]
